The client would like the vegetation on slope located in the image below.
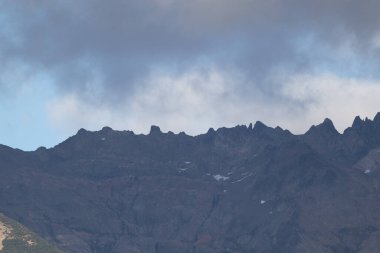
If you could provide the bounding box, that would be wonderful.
[0,213,64,253]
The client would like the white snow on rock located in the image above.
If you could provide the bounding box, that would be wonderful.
[260,200,266,204]
[364,169,371,174]
[184,161,191,164]
[101,137,106,141]
[213,175,230,181]
[231,173,254,183]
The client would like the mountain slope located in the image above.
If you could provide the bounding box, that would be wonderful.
[0,213,65,253]
[1,115,380,252]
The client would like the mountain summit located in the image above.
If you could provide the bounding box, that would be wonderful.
[1,115,380,253]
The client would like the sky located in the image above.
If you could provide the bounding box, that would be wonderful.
[2,0,380,150]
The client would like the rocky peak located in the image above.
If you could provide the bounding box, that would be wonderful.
[101,126,113,133]
[374,112,380,125]
[352,116,364,129]
[206,127,216,135]
[253,121,267,131]
[149,125,162,135]
[306,118,339,136]
[76,128,88,135]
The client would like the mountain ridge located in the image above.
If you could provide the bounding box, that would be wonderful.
[2,113,379,153]
[1,114,380,252]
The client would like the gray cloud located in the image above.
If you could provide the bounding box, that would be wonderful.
[2,0,380,104]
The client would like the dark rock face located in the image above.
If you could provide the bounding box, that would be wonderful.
[2,116,380,252]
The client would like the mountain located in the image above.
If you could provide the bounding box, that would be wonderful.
[2,115,380,252]
[0,213,65,253]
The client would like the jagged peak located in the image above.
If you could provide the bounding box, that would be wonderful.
[101,126,113,132]
[77,128,88,135]
[352,116,363,128]
[253,121,267,131]
[206,128,216,135]
[48,113,380,152]
[149,125,162,135]
[344,113,380,134]
[374,112,380,123]
[306,118,339,136]
[178,131,187,136]
[275,126,284,131]
[322,118,334,126]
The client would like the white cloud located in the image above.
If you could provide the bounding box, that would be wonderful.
[47,93,115,134]
[47,69,380,137]
[371,32,380,49]
[47,68,283,135]
[278,73,380,132]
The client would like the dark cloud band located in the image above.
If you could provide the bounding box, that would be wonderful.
[1,0,380,101]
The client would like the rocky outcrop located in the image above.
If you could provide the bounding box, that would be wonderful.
[0,213,65,253]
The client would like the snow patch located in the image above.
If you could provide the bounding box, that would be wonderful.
[231,173,254,183]
[184,161,191,164]
[213,175,230,181]
[27,239,37,245]
[260,200,266,204]
[364,169,371,174]
[101,137,106,141]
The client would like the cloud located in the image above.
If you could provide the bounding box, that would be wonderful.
[47,68,247,134]
[47,68,289,134]
[48,69,380,135]
[2,0,380,98]
[3,0,380,139]
[279,73,380,132]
